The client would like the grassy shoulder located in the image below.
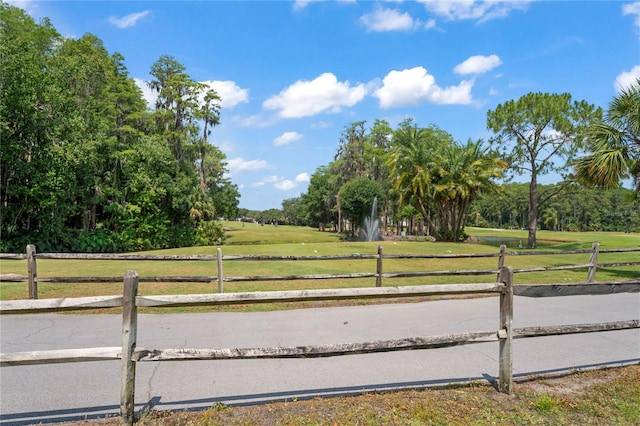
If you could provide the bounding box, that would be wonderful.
[72,365,640,425]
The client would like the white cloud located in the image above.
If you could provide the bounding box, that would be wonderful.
[311,121,332,129]
[232,113,279,128]
[295,172,311,183]
[293,0,317,11]
[293,0,355,11]
[615,65,640,92]
[424,18,437,30]
[418,0,530,23]
[623,2,640,36]
[273,131,303,146]
[6,0,37,13]
[255,173,310,191]
[227,157,272,173]
[274,179,297,191]
[359,8,417,32]
[263,73,367,118]
[454,54,502,75]
[133,78,156,108]
[373,66,473,108]
[108,10,151,29]
[134,78,249,112]
[201,80,249,109]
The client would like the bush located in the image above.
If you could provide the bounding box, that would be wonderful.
[195,220,225,246]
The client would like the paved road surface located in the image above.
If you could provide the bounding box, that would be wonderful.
[1,293,639,425]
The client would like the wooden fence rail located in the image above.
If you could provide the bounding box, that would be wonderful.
[1,268,639,425]
[2,243,639,299]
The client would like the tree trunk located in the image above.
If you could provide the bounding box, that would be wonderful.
[528,174,538,248]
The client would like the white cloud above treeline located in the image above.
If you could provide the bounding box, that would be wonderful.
[108,10,151,28]
[133,78,249,111]
[272,173,311,191]
[615,65,640,92]
[373,66,473,107]
[273,131,303,146]
[201,80,249,109]
[254,173,310,191]
[359,8,417,32]
[454,54,502,75]
[227,157,272,174]
[263,73,367,118]
[417,0,530,23]
[623,2,640,36]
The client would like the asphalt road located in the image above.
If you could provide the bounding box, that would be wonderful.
[1,293,639,425]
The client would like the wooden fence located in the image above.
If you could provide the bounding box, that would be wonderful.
[1,243,639,299]
[1,267,639,425]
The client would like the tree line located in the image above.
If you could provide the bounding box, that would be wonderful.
[2,2,638,252]
[266,87,639,244]
[1,3,239,252]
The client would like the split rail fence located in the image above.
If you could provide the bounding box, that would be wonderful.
[1,245,639,424]
[1,243,639,299]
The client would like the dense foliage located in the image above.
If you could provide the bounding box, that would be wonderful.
[0,4,238,252]
[576,78,640,198]
[290,119,506,242]
[469,183,639,232]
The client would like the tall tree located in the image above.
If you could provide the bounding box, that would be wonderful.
[148,55,200,167]
[388,125,446,236]
[575,78,640,199]
[301,166,335,231]
[0,4,61,248]
[487,92,601,248]
[195,88,222,194]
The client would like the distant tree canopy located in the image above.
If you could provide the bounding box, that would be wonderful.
[0,3,238,252]
[469,183,639,233]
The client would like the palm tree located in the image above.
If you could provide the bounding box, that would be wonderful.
[387,126,441,235]
[388,125,506,241]
[196,88,221,194]
[433,140,507,241]
[576,78,640,199]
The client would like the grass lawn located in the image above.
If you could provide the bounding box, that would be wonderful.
[0,224,638,302]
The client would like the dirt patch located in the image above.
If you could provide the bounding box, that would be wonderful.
[518,369,614,396]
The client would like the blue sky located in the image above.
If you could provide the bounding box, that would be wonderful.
[12,0,640,211]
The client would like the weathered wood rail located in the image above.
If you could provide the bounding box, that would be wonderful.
[2,243,639,299]
[1,268,639,425]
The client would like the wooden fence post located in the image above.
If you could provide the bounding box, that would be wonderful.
[587,242,600,283]
[27,244,37,300]
[121,271,139,425]
[376,246,383,287]
[498,266,513,394]
[496,244,506,280]
[217,247,224,293]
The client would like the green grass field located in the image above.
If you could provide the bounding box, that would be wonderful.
[1,223,638,302]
